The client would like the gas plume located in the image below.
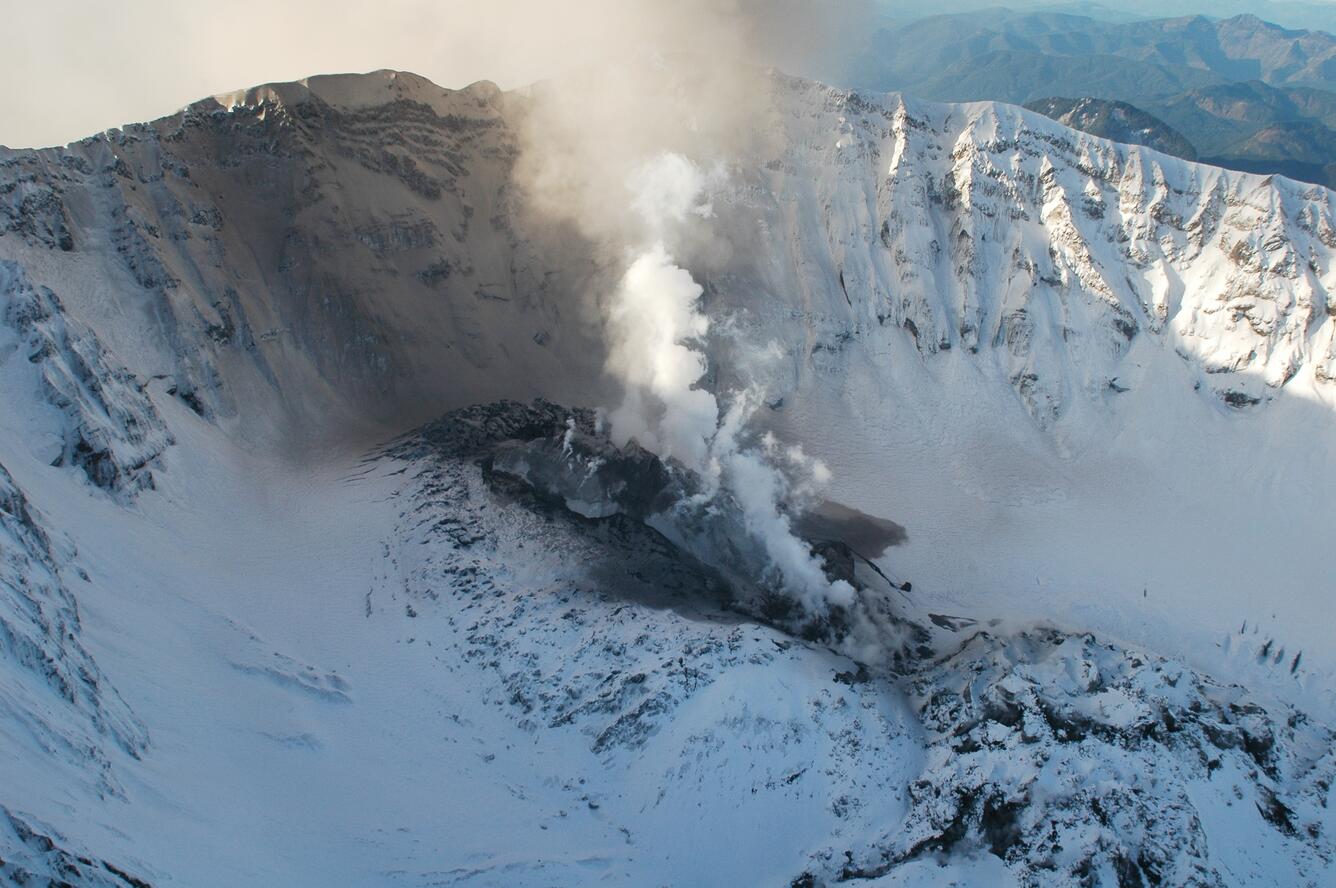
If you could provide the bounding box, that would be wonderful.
[513,1,874,624]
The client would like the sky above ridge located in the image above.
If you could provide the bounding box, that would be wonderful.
[4,0,1336,149]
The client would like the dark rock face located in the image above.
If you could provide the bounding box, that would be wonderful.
[484,423,787,617]
[397,400,929,655]
[0,177,74,251]
[792,500,906,558]
[389,398,588,461]
[0,76,611,438]
[489,432,678,521]
[480,414,898,647]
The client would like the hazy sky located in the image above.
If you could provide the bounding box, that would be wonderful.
[3,0,1334,149]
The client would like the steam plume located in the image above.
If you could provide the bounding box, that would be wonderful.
[604,155,720,472]
[513,1,875,627]
[602,153,859,620]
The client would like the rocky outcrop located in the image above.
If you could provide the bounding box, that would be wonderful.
[0,805,154,888]
[816,627,1335,886]
[0,261,171,496]
[0,174,73,251]
[0,460,147,798]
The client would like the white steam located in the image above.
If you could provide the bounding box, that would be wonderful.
[605,156,720,472]
[604,153,856,615]
[509,2,882,630]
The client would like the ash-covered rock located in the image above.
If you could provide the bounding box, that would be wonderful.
[483,426,764,598]
[489,431,678,521]
[0,261,172,496]
[477,405,924,653]
[386,399,592,461]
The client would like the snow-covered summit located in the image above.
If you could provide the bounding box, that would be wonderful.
[210,68,504,116]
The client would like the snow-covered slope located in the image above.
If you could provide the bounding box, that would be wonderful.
[2,399,1328,886]
[745,76,1336,413]
[0,69,1333,886]
[704,76,1336,715]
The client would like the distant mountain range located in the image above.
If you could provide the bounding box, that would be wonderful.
[855,12,1336,98]
[851,10,1336,188]
[885,1,1336,36]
